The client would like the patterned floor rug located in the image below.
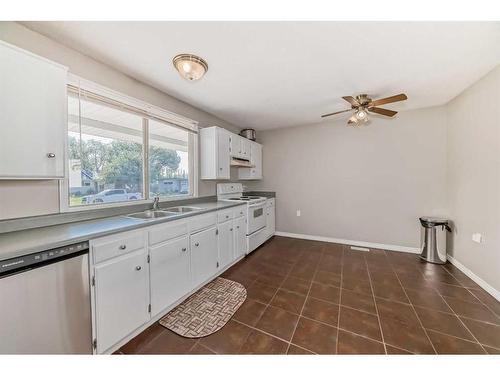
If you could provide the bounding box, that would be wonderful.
[159,277,247,338]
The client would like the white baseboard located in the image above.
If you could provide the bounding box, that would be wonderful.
[446,254,500,302]
[275,231,420,254]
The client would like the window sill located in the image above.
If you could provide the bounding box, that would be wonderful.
[61,194,196,213]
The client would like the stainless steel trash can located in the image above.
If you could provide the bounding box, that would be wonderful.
[419,217,451,264]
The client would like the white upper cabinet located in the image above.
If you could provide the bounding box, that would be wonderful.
[200,126,231,179]
[240,138,251,160]
[200,126,263,180]
[238,142,263,180]
[229,133,241,158]
[0,41,67,179]
[229,133,251,161]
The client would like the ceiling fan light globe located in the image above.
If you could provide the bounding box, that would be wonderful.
[355,109,368,120]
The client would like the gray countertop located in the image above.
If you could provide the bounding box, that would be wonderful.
[244,191,276,198]
[0,200,245,262]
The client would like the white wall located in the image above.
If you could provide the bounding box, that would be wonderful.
[246,106,448,249]
[446,65,500,292]
[0,22,240,219]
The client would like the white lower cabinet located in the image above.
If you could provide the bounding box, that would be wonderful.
[266,199,276,238]
[91,207,246,353]
[93,248,150,353]
[190,226,218,287]
[234,216,247,258]
[150,235,190,316]
[218,220,234,269]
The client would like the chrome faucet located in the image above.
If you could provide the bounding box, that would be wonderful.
[152,196,160,210]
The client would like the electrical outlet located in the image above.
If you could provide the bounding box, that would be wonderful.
[296,209,301,217]
[472,233,484,243]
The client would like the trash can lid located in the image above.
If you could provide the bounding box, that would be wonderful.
[419,216,449,225]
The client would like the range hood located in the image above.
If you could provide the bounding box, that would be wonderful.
[230,157,254,168]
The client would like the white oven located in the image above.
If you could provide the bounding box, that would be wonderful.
[217,183,269,254]
[247,201,267,235]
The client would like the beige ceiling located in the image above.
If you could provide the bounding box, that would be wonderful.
[22,21,500,130]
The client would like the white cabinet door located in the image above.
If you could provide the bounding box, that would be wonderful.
[229,133,241,158]
[240,139,251,160]
[0,41,67,179]
[200,127,230,180]
[266,205,276,238]
[238,142,263,180]
[234,216,247,258]
[191,226,218,287]
[150,236,190,316]
[217,130,231,179]
[94,248,150,353]
[218,220,234,269]
[251,143,263,179]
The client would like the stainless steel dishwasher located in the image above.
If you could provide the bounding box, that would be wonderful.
[0,241,92,354]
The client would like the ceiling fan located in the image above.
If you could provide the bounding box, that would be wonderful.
[321,93,408,126]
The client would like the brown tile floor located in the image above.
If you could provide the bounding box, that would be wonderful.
[117,236,500,355]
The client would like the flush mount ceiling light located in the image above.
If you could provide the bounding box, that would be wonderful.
[173,54,208,81]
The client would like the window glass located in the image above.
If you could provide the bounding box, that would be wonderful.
[67,94,144,207]
[148,119,190,199]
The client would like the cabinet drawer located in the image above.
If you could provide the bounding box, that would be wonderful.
[217,209,233,223]
[190,212,217,233]
[234,206,246,218]
[148,220,189,246]
[92,231,146,264]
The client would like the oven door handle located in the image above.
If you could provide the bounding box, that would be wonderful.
[249,201,266,210]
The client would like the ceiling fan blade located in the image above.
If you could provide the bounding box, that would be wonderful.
[368,107,398,117]
[369,93,407,107]
[321,109,353,118]
[342,96,360,107]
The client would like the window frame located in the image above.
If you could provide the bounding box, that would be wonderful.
[59,75,199,213]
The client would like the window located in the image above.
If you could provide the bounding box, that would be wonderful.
[65,83,197,209]
[148,119,191,200]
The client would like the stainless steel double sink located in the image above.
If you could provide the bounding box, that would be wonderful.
[126,206,205,220]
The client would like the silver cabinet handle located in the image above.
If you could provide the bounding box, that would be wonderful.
[237,226,239,229]
[181,247,187,252]
[219,167,223,171]
[47,153,56,158]
[135,266,142,271]
[195,242,199,247]
[230,228,233,231]
[119,245,127,250]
